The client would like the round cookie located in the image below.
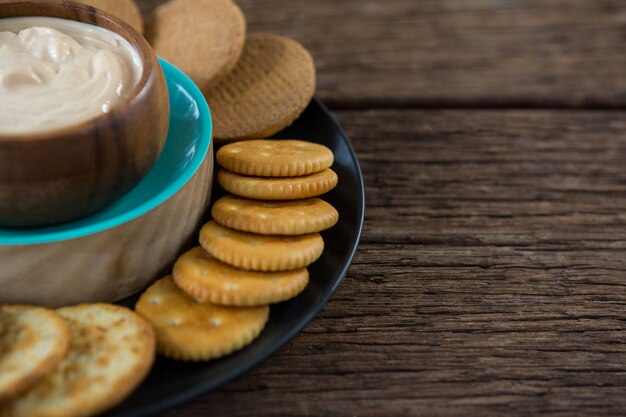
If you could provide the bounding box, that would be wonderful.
[74,0,144,34]
[151,0,246,91]
[212,194,339,235]
[206,34,316,142]
[0,304,155,417]
[217,139,334,177]
[173,247,309,306]
[135,276,269,361]
[0,306,68,402]
[200,220,324,271]
[218,168,338,200]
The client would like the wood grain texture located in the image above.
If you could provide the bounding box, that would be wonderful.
[134,1,626,415]
[161,110,626,416]
[137,0,626,107]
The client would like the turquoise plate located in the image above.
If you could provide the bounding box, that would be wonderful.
[0,58,212,246]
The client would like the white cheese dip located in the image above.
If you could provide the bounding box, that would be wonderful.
[0,17,142,134]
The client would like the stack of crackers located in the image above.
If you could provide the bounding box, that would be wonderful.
[130,0,337,361]
[135,139,338,360]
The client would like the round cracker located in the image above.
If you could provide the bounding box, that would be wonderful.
[217,139,334,177]
[218,168,338,200]
[136,276,269,361]
[174,247,309,306]
[206,33,316,142]
[0,306,69,403]
[212,194,339,235]
[150,0,246,91]
[200,220,324,271]
[0,304,155,417]
[74,0,144,34]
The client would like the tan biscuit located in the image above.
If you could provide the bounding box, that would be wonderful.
[0,306,69,403]
[206,34,316,142]
[0,304,155,417]
[200,220,324,271]
[151,0,245,90]
[135,276,269,361]
[216,139,334,177]
[74,0,144,34]
[212,194,339,235]
[219,168,338,200]
[173,247,309,306]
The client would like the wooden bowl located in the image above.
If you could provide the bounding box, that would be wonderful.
[0,1,169,227]
[0,59,212,307]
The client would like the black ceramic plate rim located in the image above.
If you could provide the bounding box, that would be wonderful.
[111,98,364,417]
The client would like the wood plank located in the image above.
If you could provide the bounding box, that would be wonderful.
[137,0,626,107]
[161,109,626,416]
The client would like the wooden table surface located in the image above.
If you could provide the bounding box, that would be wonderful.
[137,1,626,415]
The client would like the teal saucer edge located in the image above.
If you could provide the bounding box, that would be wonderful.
[0,58,213,246]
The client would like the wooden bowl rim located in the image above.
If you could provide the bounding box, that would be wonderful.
[0,1,155,142]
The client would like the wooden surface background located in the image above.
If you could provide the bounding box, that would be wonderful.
[137,1,626,415]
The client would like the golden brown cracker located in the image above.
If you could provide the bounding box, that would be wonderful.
[74,0,144,34]
[135,276,269,361]
[212,194,338,235]
[216,139,334,177]
[206,34,316,142]
[173,247,309,306]
[150,0,246,90]
[0,304,155,417]
[0,305,68,403]
[200,220,324,271]
[218,168,338,200]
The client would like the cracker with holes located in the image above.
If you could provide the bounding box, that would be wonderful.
[200,220,324,271]
[212,194,338,235]
[135,277,269,361]
[0,304,155,417]
[218,168,338,200]
[0,305,69,403]
[217,140,334,177]
[174,247,309,306]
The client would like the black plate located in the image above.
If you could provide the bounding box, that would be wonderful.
[106,99,365,417]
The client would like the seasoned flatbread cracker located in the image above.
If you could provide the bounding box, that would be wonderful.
[0,305,68,402]
[0,304,155,417]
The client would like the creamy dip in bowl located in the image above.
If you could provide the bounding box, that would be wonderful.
[0,1,169,227]
[0,16,142,133]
